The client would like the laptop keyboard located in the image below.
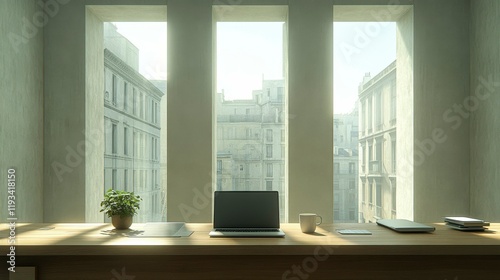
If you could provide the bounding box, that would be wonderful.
[217,229,279,232]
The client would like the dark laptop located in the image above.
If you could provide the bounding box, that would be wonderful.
[209,191,285,237]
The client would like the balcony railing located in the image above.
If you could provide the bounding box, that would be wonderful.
[217,114,262,123]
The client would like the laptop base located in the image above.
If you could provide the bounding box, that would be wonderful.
[209,229,285,237]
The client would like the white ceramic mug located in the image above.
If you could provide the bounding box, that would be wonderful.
[299,213,322,233]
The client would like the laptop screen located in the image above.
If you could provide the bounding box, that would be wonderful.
[213,191,280,229]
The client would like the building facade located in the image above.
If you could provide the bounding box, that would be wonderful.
[333,111,359,223]
[358,61,397,223]
[216,79,286,220]
[103,23,165,222]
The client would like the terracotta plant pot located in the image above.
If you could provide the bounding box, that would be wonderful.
[112,215,133,230]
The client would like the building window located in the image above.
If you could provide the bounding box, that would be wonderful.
[349,162,355,174]
[151,136,154,160]
[112,169,117,190]
[215,20,286,215]
[102,20,166,224]
[124,127,129,156]
[155,138,158,161]
[390,79,396,122]
[266,180,272,191]
[124,169,128,191]
[281,129,285,143]
[334,163,340,174]
[266,144,273,158]
[391,140,396,174]
[133,88,137,115]
[349,210,355,221]
[133,169,137,191]
[369,181,373,205]
[140,92,144,119]
[375,90,383,130]
[349,179,355,190]
[376,181,382,207]
[112,74,117,106]
[154,102,158,124]
[349,193,355,204]
[123,82,128,111]
[111,123,117,154]
[362,181,366,203]
[133,131,137,157]
[151,170,154,190]
[266,129,273,142]
[217,160,222,173]
[368,97,373,131]
[277,87,284,101]
[266,163,273,177]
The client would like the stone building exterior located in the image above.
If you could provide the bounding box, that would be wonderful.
[103,23,165,222]
[358,61,397,223]
[333,111,359,222]
[216,79,286,220]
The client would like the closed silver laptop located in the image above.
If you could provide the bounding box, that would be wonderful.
[209,191,285,237]
[377,219,435,233]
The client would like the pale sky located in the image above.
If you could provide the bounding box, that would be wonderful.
[113,22,168,81]
[113,21,395,114]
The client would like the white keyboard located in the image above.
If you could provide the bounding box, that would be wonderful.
[336,229,372,235]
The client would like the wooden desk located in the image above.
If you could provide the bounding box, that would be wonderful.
[1,223,500,279]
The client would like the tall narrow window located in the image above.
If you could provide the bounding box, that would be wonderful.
[112,169,117,190]
[151,136,154,160]
[124,169,128,191]
[123,82,128,110]
[266,129,273,142]
[124,127,128,156]
[133,88,137,115]
[266,163,273,178]
[112,74,117,106]
[111,123,117,154]
[333,11,411,223]
[140,92,144,119]
[266,180,273,191]
[133,131,137,157]
[266,144,273,158]
[215,21,286,218]
[103,21,166,222]
[217,160,222,174]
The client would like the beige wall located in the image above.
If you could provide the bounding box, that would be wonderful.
[470,0,500,222]
[289,0,334,223]
[0,0,44,222]
[43,0,87,222]
[5,0,499,223]
[85,9,105,222]
[413,0,471,222]
[167,0,213,222]
[396,8,414,220]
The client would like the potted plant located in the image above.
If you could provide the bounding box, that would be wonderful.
[100,189,142,230]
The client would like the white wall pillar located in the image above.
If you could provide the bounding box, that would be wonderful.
[288,0,334,223]
[413,0,470,222]
[167,0,213,222]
